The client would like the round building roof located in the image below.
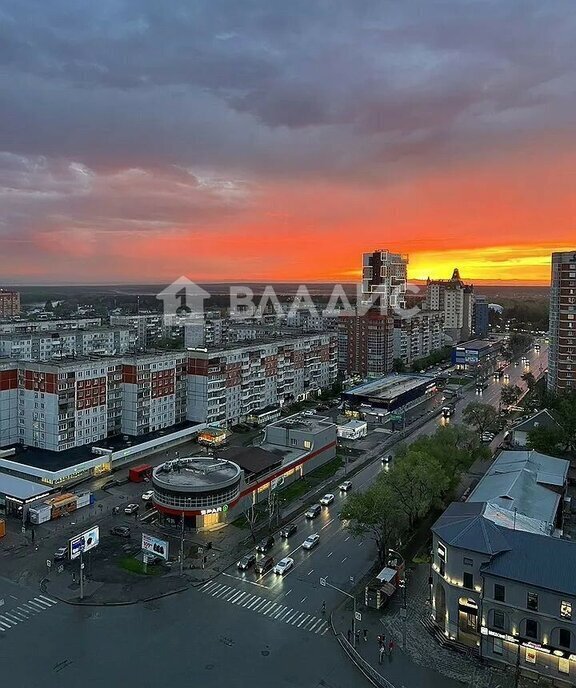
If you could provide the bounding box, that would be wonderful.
[152,457,241,494]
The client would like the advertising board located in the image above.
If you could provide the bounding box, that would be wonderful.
[141,533,169,561]
[69,525,100,560]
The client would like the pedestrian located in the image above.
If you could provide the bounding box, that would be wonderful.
[377,634,383,649]
[321,600,326,615]
[388,639,394,658]
[363,628,368,642]
[355,630,360,646]
[379,646,385,664]
[347,628,352,643]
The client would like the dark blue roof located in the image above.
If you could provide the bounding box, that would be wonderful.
[432,502,511,555]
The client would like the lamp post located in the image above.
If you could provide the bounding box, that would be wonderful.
[320,576,357,646]
[389,548,407,650]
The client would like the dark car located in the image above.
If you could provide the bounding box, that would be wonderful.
[254,556,274,575]
[305,504,322,519]
[256,535,275,553]
[237,553,257,570]
[54,546,68,561]
[280,523,298,539]
[110,526,131,538]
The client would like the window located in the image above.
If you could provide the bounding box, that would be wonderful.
[559,628,571,649]
[492,637,503,655]
[525,619,538,639]
[494,583,506,602]
[561,601,572,620]
[437,542,446,562]
[463,572,473,590]
[493,610,505,630]
[527,592,538,611]
[463,557,473,566]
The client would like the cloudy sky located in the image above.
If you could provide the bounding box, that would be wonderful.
[1,0,575,284]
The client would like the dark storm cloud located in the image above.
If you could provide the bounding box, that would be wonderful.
[0,0,576,266]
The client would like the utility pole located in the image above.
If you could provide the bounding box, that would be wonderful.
[320,576,357,646]
[79,549,84,601]
[389,548,407,650]
[179,510,185,575]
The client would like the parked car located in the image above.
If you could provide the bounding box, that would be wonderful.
[273,557,294,575]
[256,535,275,553]
[481,432,495,443]
[54,546,68,561]
[237,553,257,571]
[339,481,352,492]
[305,504,322,519]
[319,493,335,506]
[124,503,139,514]
[110,526,131,537]
[280,523,298,539]
[254,556,275,575]
[141,490,154,501]
[302,534,320,550]
[302,410,316,417]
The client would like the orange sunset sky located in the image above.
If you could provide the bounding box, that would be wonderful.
[1,2,575,286]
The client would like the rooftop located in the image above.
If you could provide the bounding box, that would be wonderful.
[187,331,335,354]
[0,472,54,500]
[269,413,335,434]
[467,449,569,535]
[344,373,436,400]
[455,339,495,350]
[216,445,282,476]
[512,409,560,434]
[153,457,241,489]
[432,502,511,555]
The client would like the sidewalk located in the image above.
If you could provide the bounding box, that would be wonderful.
[339,563,518,688]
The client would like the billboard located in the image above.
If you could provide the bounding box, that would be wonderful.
[69,525,100,560]
[141,533,169,561]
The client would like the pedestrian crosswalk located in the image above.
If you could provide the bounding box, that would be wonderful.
[199,581,329,635]
[0,594,58,633]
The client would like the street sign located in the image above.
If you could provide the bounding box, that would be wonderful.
[80,562,85,570]
[355,611,362,622]
[58,565,64,574]
[349,576,354,584]
[46,559,52,568]
[320,577,327,587]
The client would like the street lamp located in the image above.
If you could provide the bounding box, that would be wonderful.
[388,548,407,650]
[320,576,358,646]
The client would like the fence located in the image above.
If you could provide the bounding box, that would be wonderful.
[337,632,398,688]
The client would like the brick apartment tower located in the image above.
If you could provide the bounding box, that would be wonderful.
[0,289,21,317]
[548,251,576,393]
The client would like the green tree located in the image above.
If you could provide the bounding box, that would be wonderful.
[340,480,408,565]
[386,450,450,528]
[521,371,536,392]
[463,402,498,435]
[392,358,406,373]
[501,384,522,408]
[527,425,565,456]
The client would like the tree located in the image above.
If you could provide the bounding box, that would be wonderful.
[340,481,408,565]
[463,403,498,435]
[386,450,449,528]
[527,425,565,456]
[392,358,406,373]
[244,504,259,543]
[500,384,522,408]
[521,371,536,392]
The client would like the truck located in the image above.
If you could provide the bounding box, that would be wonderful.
[129,464,152,483]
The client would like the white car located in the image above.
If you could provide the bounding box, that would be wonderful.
[142,490,154,501]
[302,534,320,550]
[481,432,495,443]
[273,557,295,575]
[124,503,139,514]
[319,493,334,506]
[339,481,352,492]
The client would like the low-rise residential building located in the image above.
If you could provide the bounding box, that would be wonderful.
[510,410,562,448]
[0,327,130,361]
[431,449,573,685]
[452,338,500,369]
[187,333,337,426]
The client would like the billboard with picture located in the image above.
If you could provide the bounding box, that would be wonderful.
[69,525,100,560]
[141,533,169,561]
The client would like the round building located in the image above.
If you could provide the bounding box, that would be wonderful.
[152,457,242,529]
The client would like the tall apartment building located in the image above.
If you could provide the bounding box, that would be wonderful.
[183,312,226,348]
[473,295,490,339]
[0,352,188,451]
[393,310,444,365]
[0,289,21,317]
[338,311,394,377]
[0,327,130,361]
[187,334,337,426]
[0,318,101,334]
[548,251,576,393]
[361,250,408,309]
[425,268,474,342]
[110,313,182,349]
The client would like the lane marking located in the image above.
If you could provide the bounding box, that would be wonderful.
[259,601,275,614]
[247,597,262,610]
[285,610,299,623]
[298,613,311,628]
[308,618,323,633]
[278,609,293,621]
[201,581,218,593]
[341,557,348,563]
[39,594,57,605]
[27,601,45,611]
[228,590,244,604]
[221,572,269,588]
[344,536,350,542]
[252,599,268,612]
[315,622,327,634]
[33,598,51,608]
[327,552,333,558]
[284,589,293,597]
[22,604,39,613]
[321,519,334,530]
[273,606,287,619]
[241,594,258,607]
[300,596,307,603]
[263,603,279,616]
[307,569,314,576]
[232,592,248,605]
[291,612,306,625]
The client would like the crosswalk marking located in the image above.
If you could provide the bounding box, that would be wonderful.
[199,581,328,636]
[0,596,58,635]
